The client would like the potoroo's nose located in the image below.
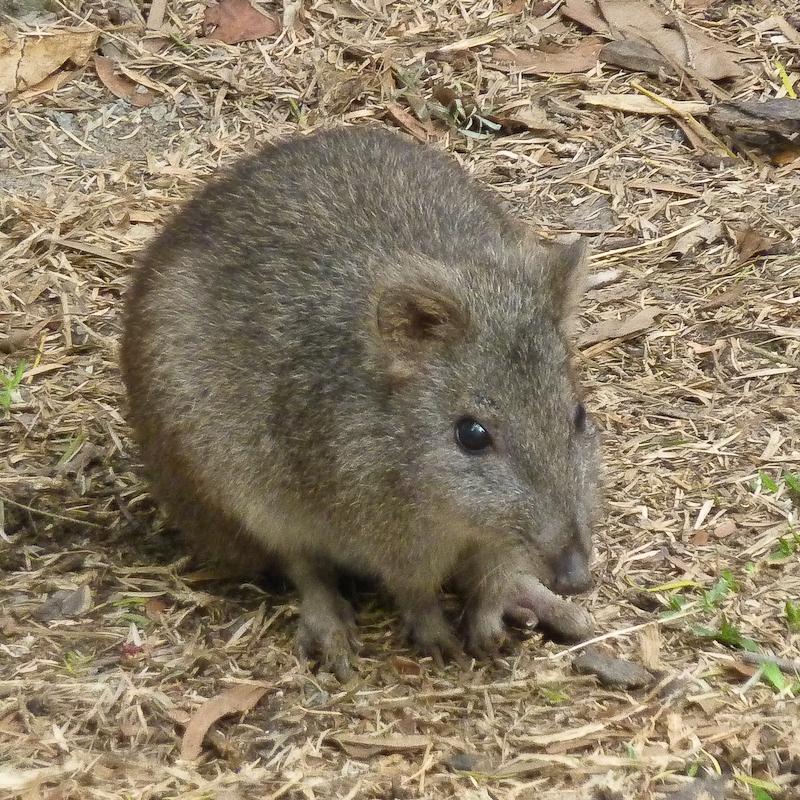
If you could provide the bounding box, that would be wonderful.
[553,545,593,595]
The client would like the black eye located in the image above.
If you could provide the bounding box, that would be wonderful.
[574,402,587,432]
[455,418,492,453]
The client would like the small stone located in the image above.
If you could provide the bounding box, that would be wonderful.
[35,584,92,621]
[444,751,491,773]
[572,645,654,689]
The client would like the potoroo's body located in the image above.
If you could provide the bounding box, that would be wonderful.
[121,127,601,677]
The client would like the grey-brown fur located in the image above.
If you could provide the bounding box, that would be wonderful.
[121,126,601,677]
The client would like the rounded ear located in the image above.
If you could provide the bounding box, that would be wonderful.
[375,282,468,359]
[540,234,589,331]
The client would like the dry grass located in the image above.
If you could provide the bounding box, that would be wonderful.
[1,0,799,798]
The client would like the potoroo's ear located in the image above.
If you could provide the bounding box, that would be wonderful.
[374,280,468,379]
[538,234,589,334]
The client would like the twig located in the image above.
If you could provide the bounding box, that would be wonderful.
[0,494,104,529]
[631,82,734,157]
[738,651,800,675]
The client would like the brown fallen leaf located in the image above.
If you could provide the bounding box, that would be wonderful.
[596,0,744,81]
[201,0,279,45]
[492,36,604,75]
[0,27,98,93]
[733,226,781,264]
[94,56,155,107]
[668,219,723,258]
[180,683,269,761]
[385,101,435,142]
[560,0,610,34]
[330,733,430,759]
[578,306,663,348]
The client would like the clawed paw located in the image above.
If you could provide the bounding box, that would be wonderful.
[295,596,360,682]
[406,609,464,667]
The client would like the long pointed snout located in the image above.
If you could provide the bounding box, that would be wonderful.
[553,544,593,595]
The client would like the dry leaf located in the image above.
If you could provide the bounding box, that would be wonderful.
[492,37,604,75]
[180,683,269,761]
[331,733,430,759]
[94,56,155,107]
[502,0,527,13]
[596,0,744,81]
[0,27,97,93]
[578,306,663,347]
[560,0,610,33]
[733,225,780,264]
[582,93,709,117]
[668,219,722,258]
[385,101,435,142]
[201,0,279,44]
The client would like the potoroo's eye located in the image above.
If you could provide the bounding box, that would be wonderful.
[574,402,587,432]
[455,418,492,453]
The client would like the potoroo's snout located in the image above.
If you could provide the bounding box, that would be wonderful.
[552,543,593,596]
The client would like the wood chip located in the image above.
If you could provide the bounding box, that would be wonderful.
[582,93,709,117]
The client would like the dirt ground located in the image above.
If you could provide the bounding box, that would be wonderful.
[1,0,799,798]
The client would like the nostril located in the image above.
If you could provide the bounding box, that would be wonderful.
[554,546,593,596]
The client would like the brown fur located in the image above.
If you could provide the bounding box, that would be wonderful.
[120,127,601,676]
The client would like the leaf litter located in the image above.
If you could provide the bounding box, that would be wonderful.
[0,0,798,797]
